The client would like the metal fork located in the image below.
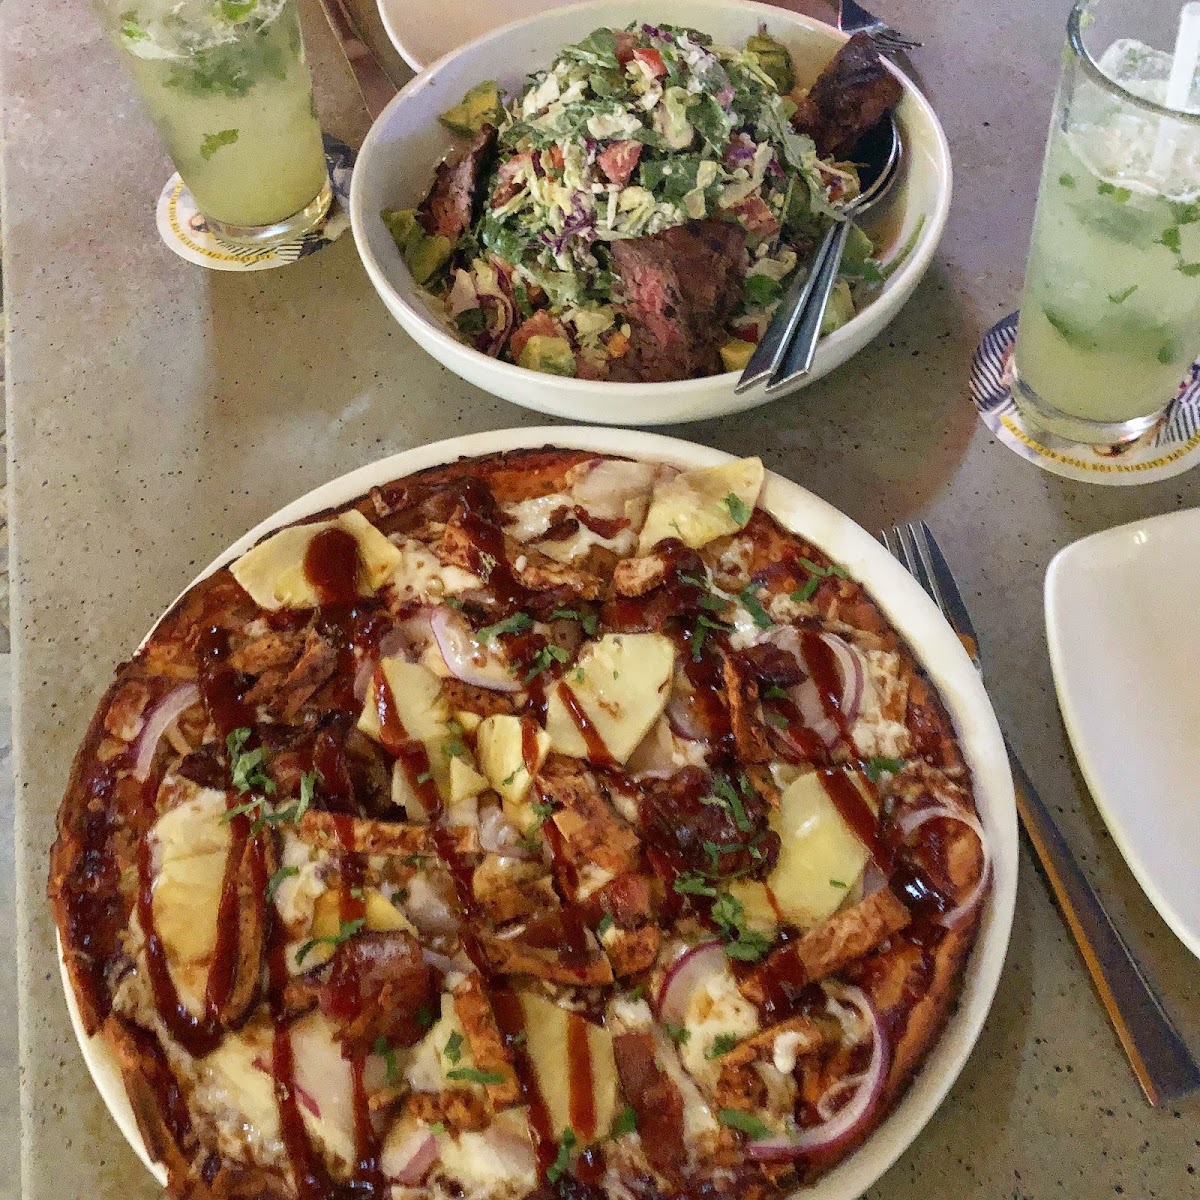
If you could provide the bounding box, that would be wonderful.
[838,0,922,54]
[882,520,1200,1106]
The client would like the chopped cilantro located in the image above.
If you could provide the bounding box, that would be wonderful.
[547,1128,578,1184]
[226,727,275,796]
[674,872,718,898]
[718,1108,771,1139]
[407,854,428,870]
[691,613,729,660]
[574,667,586,683]
[266,865,299,901]
[723,492,752,525]
[712,892,771,962]
[706,1033,740,1059]
[429,1121,447,1136]
[443,1031,464,1064]
[1107,284,1138,304]
[762,683,789,699]
[739,586,773,629]
[443,596,464,610]
[373,1036,400,1086]
[713,777,751,832]
[764,710,789,728]
[502,766,525,786]
[417,1005,435,1029]
[663,1022,691,1045]
[550,607,599,637]
[417,770,434,785]
[446,1066,507,1085]
[475,612,534,643]
[523,642,571,682]
[294,917,365,966]
[612,1104,638,1136]
[830,879,847,888]
[597,913,615,937]
[441,720,468,759]
[624,983,647,1001]
[531,799,555,821]
[864,756,905,783]
[790,576,820,604]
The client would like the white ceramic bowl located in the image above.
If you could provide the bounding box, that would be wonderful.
[61,427,1014,1198]
[351,0,952,425]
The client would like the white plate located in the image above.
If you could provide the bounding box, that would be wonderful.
[1045,508,1200,960]
[61,427,1015,1199]
[351,0,952,424]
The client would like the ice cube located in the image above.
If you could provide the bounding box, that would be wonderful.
[1098,38,1200,113]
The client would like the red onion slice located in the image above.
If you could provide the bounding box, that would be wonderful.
[656,940,726,1027]
[352,654,377,704]
[132,682,200,782]
[430,606,521,693]
[665,693,706,742]
[786,633,865,747]
[479,804,534,859]
[748,985,887,1160]
[387,1129,439,1186]
[896,804,991,928]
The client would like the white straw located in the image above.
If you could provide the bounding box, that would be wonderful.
[1152,2,1200,181]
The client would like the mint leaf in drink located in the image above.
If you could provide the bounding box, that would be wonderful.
[119,11,150,42]
[1176,262,1200,277]
[218,0,260,20]
[1107,285,1137,304]
[1157,226,1182,254]
[200,129,240,160]
[1097,181,1131,204]
[1157,344,1178,365]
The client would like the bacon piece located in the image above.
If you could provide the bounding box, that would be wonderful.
[319,930,437,1054]
[452,974,521,1108]
[597,140,643,186]
[613,1032,687,1180]
[739,889,910,1004]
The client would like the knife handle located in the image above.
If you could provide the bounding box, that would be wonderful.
[1006,737,1200,1105]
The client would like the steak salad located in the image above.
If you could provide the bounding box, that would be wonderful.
[382,24,905,384]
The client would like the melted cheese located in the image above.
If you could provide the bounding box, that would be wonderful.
[677,967,760,1088]
[405,993,471,1093]
[851,647,913,760]
[189,1022,282,1159]
[149,783,230,1013]
[387,537,484,603]
[433,1109,538,1199]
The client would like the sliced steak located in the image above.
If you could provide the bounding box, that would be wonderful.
[609,219,747,382]
[791,33,903,160]
[417,124,498,244]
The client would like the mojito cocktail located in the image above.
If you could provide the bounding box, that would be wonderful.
[100,0,331,244]
[1013,1,1200,443]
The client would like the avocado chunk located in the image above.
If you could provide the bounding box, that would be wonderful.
[842,224,877,274]
[517,335,576,377]
[380,207,452,285]
[439,81,504,137]
[719,339,755,372]
[820,279,856,336]
[746,32,794,93]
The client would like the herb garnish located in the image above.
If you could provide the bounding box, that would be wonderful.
[596,913,615,937]
[612,1104,638,1136]
[446,1066,508,1085]
[199,129,239,160]
[550,606,599,637]
[711,892,771,962]
[723,492,752,525]
[706,1033,740,1059]
[663,1022,691,1045]
[475,611,534,643]
[443,1031,465,1063]
[739,585,773,629]
[295,917,365,966]
[523,642,571,682]
[864,756,905,783]
[718,1108,771,1138]
[547,1129,578,1184]
[266,865,299,901]
[373,1036,400,1086]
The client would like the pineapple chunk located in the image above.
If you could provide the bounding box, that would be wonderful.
[231,510,403,611]
[476,714,551,830]
[637,457,764,553]
[766,770,876,928]
[544,634,675,765]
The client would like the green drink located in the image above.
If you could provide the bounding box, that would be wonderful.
[1013,0,1200,444]
[99,1,331,245]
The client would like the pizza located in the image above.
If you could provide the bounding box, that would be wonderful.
[49,447,991,1200]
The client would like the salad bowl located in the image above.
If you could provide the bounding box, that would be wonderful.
[350,0,952,424]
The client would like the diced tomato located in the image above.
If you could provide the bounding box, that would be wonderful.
[490,152,532,208]
[632,46,668,78]
[614,30,639,65]
[732,194,780,237]
[596,140,643,186]
[508,309,560,360]
[546,144,565,172]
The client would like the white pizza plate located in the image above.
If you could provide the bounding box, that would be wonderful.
[1045,507,1200,961]
[351,0,952,424]
[60,426,1016,1197]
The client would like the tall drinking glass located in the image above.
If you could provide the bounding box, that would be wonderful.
[1013,0,1200,444]
[96,1,332,246]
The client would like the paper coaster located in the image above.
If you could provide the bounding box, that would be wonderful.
[971,312,1200,486]
[156,135,354,272]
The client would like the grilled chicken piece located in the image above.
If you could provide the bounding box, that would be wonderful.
[452,974,521,1109]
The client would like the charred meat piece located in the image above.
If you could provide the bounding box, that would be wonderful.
[318,930,437,1054]
[791,33,903,160]
[609,219,748,382]
[417,124,498,244]
[613,1032,687,1181]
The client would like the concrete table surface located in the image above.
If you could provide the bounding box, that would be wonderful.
[4,1,1198,1198]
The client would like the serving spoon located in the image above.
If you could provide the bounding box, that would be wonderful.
[735,116,902,397]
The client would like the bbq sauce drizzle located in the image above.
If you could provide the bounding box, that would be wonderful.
[128,470,968,1195]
